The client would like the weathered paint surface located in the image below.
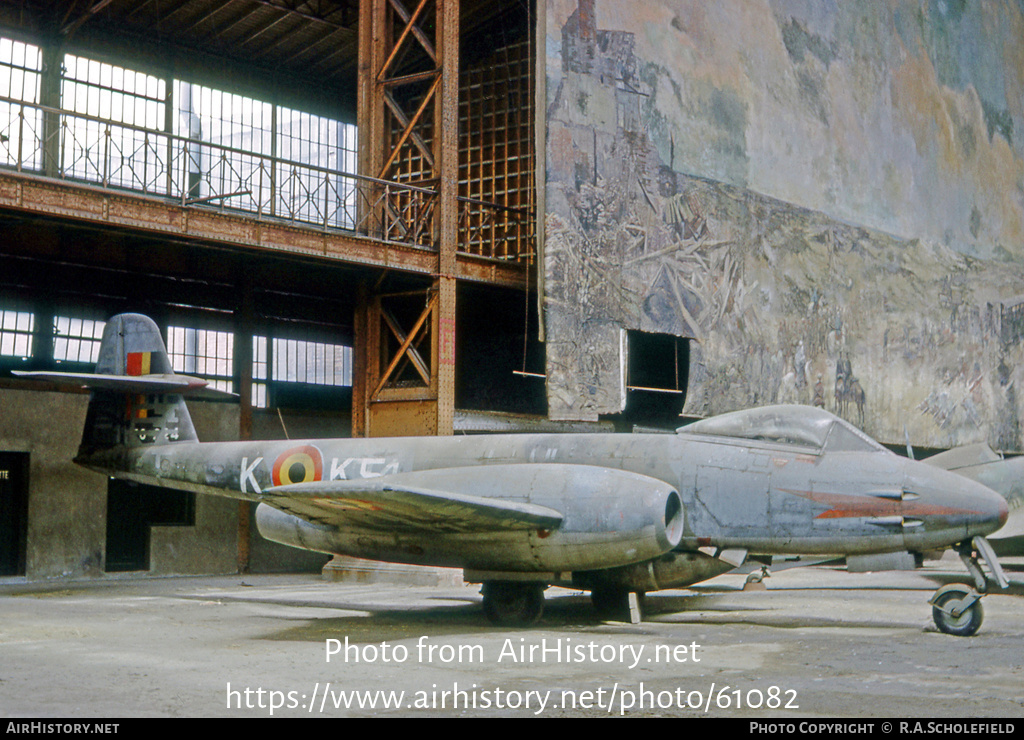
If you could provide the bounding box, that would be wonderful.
[83,405,1008,578]
[542,0,1024,450]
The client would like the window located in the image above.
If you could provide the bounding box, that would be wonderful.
[0,39,360,232]
[252,334,352,409]
[153,325,352,407]
[167,326,234,393]
[53,316,105,363]
[0,310,34,359]
[0,37,42,170]
[272,337,352,386]
[276,107,358,228]
[174,81,273,209]
[252,335,268,408]
[61,54,167,191]
[0,38,41,102]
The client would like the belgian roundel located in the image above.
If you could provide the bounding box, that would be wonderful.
[271,445,324,486]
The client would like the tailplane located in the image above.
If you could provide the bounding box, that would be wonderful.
[14,313,212,459]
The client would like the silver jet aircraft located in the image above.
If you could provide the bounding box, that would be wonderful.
[17,314,1010,635]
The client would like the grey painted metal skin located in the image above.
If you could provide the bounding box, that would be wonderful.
[924,444,1024,557]
[18,314,1011,629]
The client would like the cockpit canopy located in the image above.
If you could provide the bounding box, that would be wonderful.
[679,405,887,454]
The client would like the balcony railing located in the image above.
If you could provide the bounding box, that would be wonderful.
[0,95,532,262]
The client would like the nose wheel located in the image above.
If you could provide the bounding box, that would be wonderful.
[929,536,1009,636]
[930,584,984,637]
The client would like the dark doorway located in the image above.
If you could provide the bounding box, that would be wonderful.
[621,331,690,428]
[0,452,29,576]
[105,479,195,572]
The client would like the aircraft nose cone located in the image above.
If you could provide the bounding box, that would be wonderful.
[965,477,1009,536]
[910,463,1011,540]
[996,491,1009,529]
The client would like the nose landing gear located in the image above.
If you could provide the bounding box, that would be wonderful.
[929,584,984,636]
[929,536,1008,636]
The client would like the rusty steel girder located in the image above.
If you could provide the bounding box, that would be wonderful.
[0,170,525,288]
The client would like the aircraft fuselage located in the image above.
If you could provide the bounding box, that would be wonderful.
[80,427,1007,574]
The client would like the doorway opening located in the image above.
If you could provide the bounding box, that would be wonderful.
[621,331,690,428]
[105,479,195,572]
[0,452,29,576]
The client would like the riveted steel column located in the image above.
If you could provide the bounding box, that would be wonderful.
[353,0,385,438]
[40,40,62,178]
[354,0,460,438]
[357,0,387,240]
[352,281,371,437]
[434,0,459,436]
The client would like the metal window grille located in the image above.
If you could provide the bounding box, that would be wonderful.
[459,37,535,260]
[53,316,105,363]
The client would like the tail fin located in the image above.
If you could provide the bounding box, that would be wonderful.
[80,314,198,456]
[15,314,201,458]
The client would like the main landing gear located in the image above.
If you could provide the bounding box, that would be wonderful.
[480,582,646,625]
[481,581,545,626]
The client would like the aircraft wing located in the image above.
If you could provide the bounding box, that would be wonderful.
[923,443,1003,471]
[262,466,565,534]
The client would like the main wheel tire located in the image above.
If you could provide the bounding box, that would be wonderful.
[481,581,545,626]
[932,588,984,637]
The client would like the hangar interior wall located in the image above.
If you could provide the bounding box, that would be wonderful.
[0,387,334,580]
[541,0,1024,451]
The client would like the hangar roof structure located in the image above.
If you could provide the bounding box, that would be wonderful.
[7,0,523,108]
[0,0,541,439]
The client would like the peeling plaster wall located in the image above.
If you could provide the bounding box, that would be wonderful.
[542,0,1024,450]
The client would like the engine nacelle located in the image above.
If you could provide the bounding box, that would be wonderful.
[257,463,684,573]
[256,503,340,555]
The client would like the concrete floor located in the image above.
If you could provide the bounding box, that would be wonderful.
[2,558,1023,718]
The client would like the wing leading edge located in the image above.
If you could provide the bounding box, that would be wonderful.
[262,467,565,534]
